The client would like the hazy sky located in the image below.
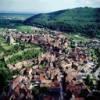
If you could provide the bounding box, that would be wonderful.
[0,0,100,13]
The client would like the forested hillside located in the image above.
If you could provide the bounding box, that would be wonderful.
[24,7,100,37]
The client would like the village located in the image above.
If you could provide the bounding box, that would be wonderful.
[0,28,100,100]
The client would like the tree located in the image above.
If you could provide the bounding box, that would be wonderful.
[0,58,12,94]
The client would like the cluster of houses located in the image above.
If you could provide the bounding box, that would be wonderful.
[1,29,100,100]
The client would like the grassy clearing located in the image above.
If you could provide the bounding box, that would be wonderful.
[66,33,90,42]
[16,25,33,33]
[6,47,42,64]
